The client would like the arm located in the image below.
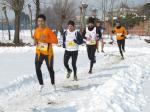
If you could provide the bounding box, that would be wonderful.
[62,31,66,48]
[96,27,102,40]
[47,28,58,44]
[82,29,86,39]
[121,27,127,37]
[74,31,83,45]
[123,27,127,36]
[33,29,38,45]
[112,28,116,34]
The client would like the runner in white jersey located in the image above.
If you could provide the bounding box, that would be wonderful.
[82,17,101,74]
[63,20,83,81]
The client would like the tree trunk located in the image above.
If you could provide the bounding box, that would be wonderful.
[13,11,21,44]
[2,7,11,40]
[28,5,33,38]
[35,0,40,27]
[56,24,64,36]
[4,11,11,40]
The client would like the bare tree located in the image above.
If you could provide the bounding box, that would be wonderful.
[44,0,76,35]
[35,0,40,19]
[33,0,40,27]
[2,6,11,40]
[28,4,33,38]
[2,0,25,44]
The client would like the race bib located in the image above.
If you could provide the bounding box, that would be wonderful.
[87,39,96,45]
[90,40,96,44]
[66,41,76,47]
[37,42,48,52]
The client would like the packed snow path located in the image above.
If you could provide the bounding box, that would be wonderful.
[0,37,150,112]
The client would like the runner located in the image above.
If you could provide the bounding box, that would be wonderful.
[82,17,101,74]
[33,14,58,92]
[112,21,127,59]
[96,20,105,53]
[63,20,83,81]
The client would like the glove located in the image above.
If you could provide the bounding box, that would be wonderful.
[63,43,66,48]
[63,45,66,48]
[121,35,124,37]
[73,39,78,44]
[112,30,115,34]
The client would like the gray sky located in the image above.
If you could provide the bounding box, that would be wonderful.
[76,0,149,19]
[0,0,149,21]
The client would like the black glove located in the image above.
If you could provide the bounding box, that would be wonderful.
[63,44,66,48]
[112,30,115,34]
[121,35,124,37]
[73,39,78,44]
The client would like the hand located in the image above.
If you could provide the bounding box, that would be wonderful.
[63,44,66,48]
[112,30,115,34]
[121,35,124,37]
[34,40,38,46]
[32,36,34,39]
[73,39,78,44]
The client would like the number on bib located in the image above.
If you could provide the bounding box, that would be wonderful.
[90,40,96,44]
[37,42,48,52]
[67,41,76,47]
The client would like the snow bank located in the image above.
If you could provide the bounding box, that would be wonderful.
[0,74,37,93]
[77,56,150,112]
[0,46,62,54]
[0,46,35,54]
[0,34,150,112]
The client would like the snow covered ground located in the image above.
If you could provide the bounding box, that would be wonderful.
[0,31,150,112]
